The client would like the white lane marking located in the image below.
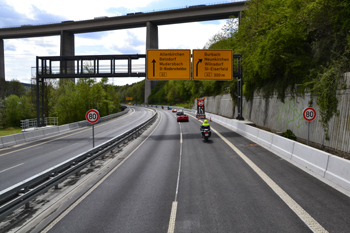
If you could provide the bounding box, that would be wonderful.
[213,127,328,233]
[168,201,178,233]
[0,163,24,173]
[41,111,162,233]
[168,122,183,233]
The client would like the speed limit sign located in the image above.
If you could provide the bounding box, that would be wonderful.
[197,99,204,107]
[86,109,100,124]
[303,107,316,122]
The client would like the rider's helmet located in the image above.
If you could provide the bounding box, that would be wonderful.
[204,119,208,124]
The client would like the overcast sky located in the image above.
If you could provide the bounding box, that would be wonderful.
[0,0,238,86]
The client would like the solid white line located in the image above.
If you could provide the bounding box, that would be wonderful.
[167,122,183,233]
[40,112,162,233]
[213,127,328,233]
[0,163,24,173]
[167,201,178,233]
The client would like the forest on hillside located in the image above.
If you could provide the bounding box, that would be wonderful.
[0,78,121,127]
[118,0,350,139]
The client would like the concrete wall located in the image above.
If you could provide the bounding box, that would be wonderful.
[195,73,350,154]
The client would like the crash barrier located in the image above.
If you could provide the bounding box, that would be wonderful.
[0,108,129,149]
[203,112,350,193]
[0,110,157,220]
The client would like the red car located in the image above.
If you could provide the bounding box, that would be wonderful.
[177,113,189,122]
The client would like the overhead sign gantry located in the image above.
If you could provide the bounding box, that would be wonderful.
[192,49,232,80]
[146,49,191,80]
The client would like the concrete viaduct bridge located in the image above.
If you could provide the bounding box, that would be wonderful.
[0,1,246,102]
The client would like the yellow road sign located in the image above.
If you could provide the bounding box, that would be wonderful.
[126,97,133,101]
[193,49,232,80]
[147,49,191,80]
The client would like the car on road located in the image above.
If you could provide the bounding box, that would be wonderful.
[172,108,177,112]
[176,110,184,116]
[177,113,189,122]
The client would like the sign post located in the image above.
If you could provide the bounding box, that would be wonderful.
[196,98,206,119]
[86,109,100,148]
[303,107,316,145]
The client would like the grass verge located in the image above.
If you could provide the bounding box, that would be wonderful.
[0,127,22,137]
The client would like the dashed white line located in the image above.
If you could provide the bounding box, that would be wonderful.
[0,163,24,173]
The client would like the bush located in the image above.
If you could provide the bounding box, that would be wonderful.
[283,129,297,141]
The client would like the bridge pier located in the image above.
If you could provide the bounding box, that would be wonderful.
[145,22,158,104]
[0,39,4,81]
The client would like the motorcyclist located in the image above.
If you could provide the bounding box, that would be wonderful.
[201,119,210,130]
[200,119,211,137]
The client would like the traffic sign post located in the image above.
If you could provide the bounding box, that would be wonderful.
[303,107,316,145]
[86,109,100,148]
[146,49,191,80]
[196,98,206,119]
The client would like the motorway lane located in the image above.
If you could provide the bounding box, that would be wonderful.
[36,108,350,232]
[176,115,311,232]
[44,108,181,233]
[204,116,350,232]
[0,107,153,191]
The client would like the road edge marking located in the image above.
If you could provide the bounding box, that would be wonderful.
[40,112,162,233]
[213,127,328,233]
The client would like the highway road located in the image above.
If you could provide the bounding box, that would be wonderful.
[0,107,154,191]
[29,107,350,233]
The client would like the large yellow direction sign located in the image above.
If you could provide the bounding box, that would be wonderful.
[193,49,232,80]
[147,49,191,80]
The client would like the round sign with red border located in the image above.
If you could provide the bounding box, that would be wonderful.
[303,107,316,122]
[86,109,100,124]
[197,99,204,107]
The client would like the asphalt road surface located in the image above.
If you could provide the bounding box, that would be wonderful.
[35,108,350,233]
[0,107,153,191]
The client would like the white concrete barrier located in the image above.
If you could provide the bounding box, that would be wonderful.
[0,137,4,148]
[196,111,350,193]
[1,135,16,147]
[291,143,329,177]
[43,127,59,137]
[14,133,26,144]
[58,125,70,133]
[256,129,273,149]
[271,134,294,159]
[245,125,259,142]
[325,156,350,191]
[24,131,44,142]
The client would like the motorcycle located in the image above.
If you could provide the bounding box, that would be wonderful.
[200,126,211,142]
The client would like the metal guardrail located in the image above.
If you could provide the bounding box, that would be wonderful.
[21,117,59,130]
[0,109,157,219]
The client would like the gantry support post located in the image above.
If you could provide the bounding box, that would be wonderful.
[145,22,158,104]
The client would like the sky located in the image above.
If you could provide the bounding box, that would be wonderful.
[0,0,238,86]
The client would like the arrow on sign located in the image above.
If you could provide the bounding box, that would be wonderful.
[152,59,156,77]
[196,59,202,77]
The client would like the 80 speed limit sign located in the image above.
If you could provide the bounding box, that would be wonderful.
[303,107,316,122]
[86,109,100,124]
